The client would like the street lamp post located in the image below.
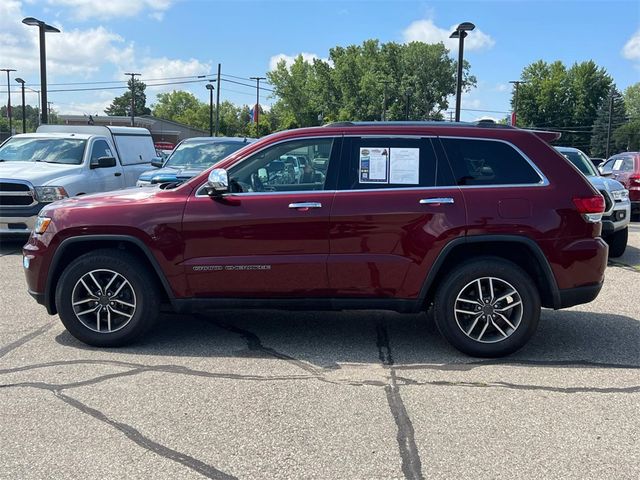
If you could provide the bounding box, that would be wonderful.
[509,80,527,127]
[205,83,214,137]
[22,17,60,125]
[450,22,475,122]
[405,88,413,121]
[0,68,16,133]
[15,78,26,133]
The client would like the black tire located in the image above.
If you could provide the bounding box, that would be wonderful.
[55,249,160,347]
[433,257,541,357]
[606,227,628,258]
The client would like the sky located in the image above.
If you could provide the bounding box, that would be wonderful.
[1,0,639,122]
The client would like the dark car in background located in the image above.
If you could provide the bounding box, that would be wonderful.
[137,137,255,186]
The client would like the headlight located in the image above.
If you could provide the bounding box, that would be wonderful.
[33,216,52,234]
[611,189,629,201]
[35,186,68,203]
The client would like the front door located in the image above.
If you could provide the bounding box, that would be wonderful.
[87,138,124,193]
[181,136,341,297]
[328,136,466,299]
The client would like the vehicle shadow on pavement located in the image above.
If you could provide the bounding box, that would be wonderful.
[0,239,25,256]
[610,244,640,270]
[55,308,640,369]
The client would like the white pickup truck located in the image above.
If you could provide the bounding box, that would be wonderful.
[0,125,159,235]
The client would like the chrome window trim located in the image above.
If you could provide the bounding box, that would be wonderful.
[437,135,550,188]
[194,133,550,198]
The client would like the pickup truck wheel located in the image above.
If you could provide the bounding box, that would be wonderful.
[433,257,541,357]
[606,227,628,258]
[55,249,160,347]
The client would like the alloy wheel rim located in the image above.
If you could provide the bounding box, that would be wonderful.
[454,276,523,344]
[71,269,137,333]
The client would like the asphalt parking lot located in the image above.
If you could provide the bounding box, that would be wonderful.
[1,227,639,480]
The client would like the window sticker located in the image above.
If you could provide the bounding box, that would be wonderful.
[613,159,623,170]
[389,148,420,184]
[359,147,389,183]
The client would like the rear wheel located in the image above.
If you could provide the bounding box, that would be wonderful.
[433,257,541,357]
[606,227,628,258]
[55,249,160,347]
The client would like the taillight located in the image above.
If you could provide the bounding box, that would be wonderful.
[630,174,640,185]
[573,195,605,223]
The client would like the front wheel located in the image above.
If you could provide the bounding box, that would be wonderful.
[433,257,541,357]
[55,249,160,347]
[606,227,628,258]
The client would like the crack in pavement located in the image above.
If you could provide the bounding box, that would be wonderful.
[394,358,640,371]
[376,323,424,480]
[0,322,55,360]
[0,369,239,479]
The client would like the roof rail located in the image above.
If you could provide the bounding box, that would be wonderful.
[322,120,514,129]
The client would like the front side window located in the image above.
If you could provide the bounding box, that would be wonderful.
[167,141,247,169]
[228,138,334,192]
[0,137,86,164]
[90,140,113,162]
[600,158,615,175]
[441,138,542,186]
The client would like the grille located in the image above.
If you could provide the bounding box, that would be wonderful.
[0,181,36,207]
[599,190,613,213]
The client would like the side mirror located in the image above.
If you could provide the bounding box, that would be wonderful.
[206,168,229,196]
[90,156,116,169]
[151,157,164,168]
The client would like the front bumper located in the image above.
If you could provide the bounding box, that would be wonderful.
[601,201,631,236]
[0,203,45,235]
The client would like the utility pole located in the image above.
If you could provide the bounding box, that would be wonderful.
[47,101,53,121]
[124,72,140,127]
[1,68,16,134]
[509,80,527,127]
[381,79,391,121]
[404,88,412,121]
[249,76,266,126]
[205,83,214,137]
[215,63,221,136]
[606,92,614,159]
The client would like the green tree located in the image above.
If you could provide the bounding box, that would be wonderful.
[152,90,202,123]
[590,88,626,157]
[105,78,151,116]
[267,38,473,129]
[513,60,612,149]
[623,82,640,118]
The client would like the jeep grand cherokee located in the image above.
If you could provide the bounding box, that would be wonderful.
[23,122,608,357]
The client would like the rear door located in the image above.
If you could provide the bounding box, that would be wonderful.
[327,136,466,299]
[86,138,124,193]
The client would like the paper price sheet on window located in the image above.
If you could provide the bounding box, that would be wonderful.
[359,147,419,185]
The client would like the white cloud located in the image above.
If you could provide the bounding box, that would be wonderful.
[622,29,640,61]
[268,52,329,71]
[495,83,509,93]
[0,1,134,77]
[128,57,211,91]
[402,19,495,52]
[44,0,173,21]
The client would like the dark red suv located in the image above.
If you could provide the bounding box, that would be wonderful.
[599,152,640,219]
[23,122,608,357]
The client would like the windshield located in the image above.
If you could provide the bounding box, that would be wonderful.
[0,137,87,165]
[558,149,598,176]
[165,141,246,169]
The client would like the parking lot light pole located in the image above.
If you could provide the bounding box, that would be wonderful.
[1,68,16,133]
[249,76,266,126]
[450,22,475,122]
[22,17,60,125]
[509,80,527,127]
[405,88,412,121]
[15,78,26,133]
[206,83,214,137]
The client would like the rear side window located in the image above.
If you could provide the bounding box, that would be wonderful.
[341,137,438,189]
[440,138,542,186]
[113,134,157,165]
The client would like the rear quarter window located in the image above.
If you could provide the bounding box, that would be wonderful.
[114,134,157,166]
[440,138,542,186]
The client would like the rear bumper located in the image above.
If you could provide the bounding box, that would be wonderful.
[557,282,603,309]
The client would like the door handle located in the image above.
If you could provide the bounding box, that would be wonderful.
[289,202,322,210]
[114,172,122,177]
[419,197,455,205]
